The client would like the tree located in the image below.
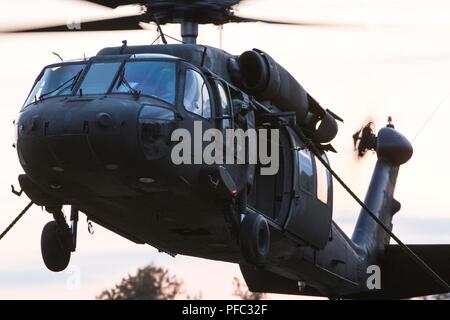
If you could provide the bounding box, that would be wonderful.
[97,264,184,300]
[232,276,267,300]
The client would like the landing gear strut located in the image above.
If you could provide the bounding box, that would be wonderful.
[41,206,78,272]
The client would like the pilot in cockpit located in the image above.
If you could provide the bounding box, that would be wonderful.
[140,64,175,104]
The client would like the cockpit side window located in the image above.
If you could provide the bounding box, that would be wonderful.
[216,81,232,129]
[316,154,330,204]
[183,69,211,119]
[298,148,314,194]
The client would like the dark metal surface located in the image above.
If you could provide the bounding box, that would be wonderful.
[82,0,146,8]
[9,15,144,33]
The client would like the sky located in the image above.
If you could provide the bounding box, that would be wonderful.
[1,0,450,299]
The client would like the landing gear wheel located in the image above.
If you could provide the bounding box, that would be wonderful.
[41,221,71,272]
[239,213,270,265]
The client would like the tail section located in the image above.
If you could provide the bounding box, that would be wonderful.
[346,244,450,299]
[351,126,413,265]
[348,126,450,299]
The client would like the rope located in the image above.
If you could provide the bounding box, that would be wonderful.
[294,127,450,292]
[0,201,33,241]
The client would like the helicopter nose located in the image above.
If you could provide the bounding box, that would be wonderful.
[17,97,141,179]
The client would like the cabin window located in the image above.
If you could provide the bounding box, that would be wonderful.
[216,81,232,129]
[298,148,314,194]
[316,155,330,204]
[183,69,211,119]
[79,62,121,95]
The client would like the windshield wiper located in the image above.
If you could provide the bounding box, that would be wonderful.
[116,69,141,98]
[39,69,84,101]
[70,68,84,91]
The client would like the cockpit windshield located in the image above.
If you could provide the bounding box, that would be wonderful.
[23,59,177,107]
[24,63,85,107]
[112,61,176,105]
[78,62,121,95]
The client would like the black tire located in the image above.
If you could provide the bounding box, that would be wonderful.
[239,213,270,265]
[41,221,71,272]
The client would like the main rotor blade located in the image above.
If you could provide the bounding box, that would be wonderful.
[230,14,361,28]
[80,0,244,10]
[4,15,145,33]
[81,0,144,8]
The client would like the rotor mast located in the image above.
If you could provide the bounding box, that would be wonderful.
[180,21,198,44]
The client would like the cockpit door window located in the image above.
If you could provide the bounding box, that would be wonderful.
[183,69,211,119]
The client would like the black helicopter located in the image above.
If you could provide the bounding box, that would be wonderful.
[5,0,450,299]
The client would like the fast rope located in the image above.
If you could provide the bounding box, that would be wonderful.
[0,201,33,241]
[294,127,450,292]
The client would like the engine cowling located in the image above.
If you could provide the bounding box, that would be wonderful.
[232,49,339,144]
